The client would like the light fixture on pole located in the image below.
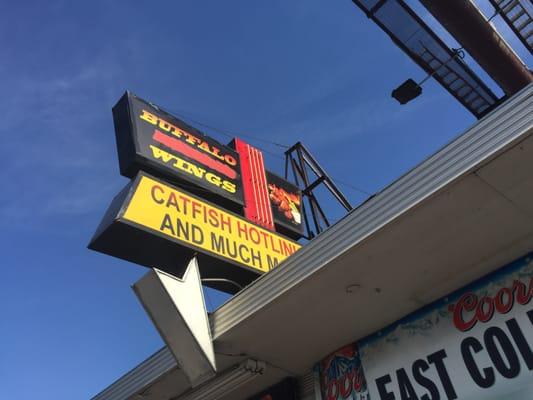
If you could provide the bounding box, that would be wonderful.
[392,48,465,105]
[391,78,423,104]
[174,359,266,400]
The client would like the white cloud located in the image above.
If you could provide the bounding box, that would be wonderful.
[0,48,126,228]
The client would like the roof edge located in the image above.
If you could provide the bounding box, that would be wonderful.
[211,82,533,337]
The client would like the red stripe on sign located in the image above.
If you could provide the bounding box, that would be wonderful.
[245,144,258,223]
[234,138,274,231]
[252,147,266,225]
[257,149,274,227]
[152,130,237,180]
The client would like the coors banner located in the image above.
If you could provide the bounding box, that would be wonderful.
[317,253,533,399]
[316,343,370,400]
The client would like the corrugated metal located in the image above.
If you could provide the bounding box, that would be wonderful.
[91,347,176,400]
[93,84,533,399]
[210,83,532,338]
[175,360,266,400]
[297,370,317,400]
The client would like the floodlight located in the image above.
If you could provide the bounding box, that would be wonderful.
[392,78,423,104]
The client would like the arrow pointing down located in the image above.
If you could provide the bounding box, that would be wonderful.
[133,257,216,387]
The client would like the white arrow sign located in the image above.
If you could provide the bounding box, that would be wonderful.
[133,257,216,387]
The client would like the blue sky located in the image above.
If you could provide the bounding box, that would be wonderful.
[0,1,531,399]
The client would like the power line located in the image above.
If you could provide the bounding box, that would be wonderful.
[169,109,290,161]
[153,104,372,196]
[331,178,371,196]
[160,105,290,150]
[173,176,370,209]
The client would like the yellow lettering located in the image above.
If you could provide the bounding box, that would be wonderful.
[222,180,237,194]
[140,110,158,125]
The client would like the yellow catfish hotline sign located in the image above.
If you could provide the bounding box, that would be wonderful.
[124,175,301,272]
[89,172,301,290]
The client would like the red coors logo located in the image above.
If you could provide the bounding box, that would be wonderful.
[448,277,533,332]
[325,368,365,400]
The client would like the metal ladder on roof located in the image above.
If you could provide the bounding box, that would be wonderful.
[418,46,492,116]
[490,0,533,54]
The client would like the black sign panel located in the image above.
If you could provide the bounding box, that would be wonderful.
[88,172,301,294]
[112,92,243,211]
[266,171,304,239]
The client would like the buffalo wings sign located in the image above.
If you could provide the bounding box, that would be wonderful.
[111,92,303,236]
[90,92,303,293]
[113,92,244,211]
[316,253,533,399]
